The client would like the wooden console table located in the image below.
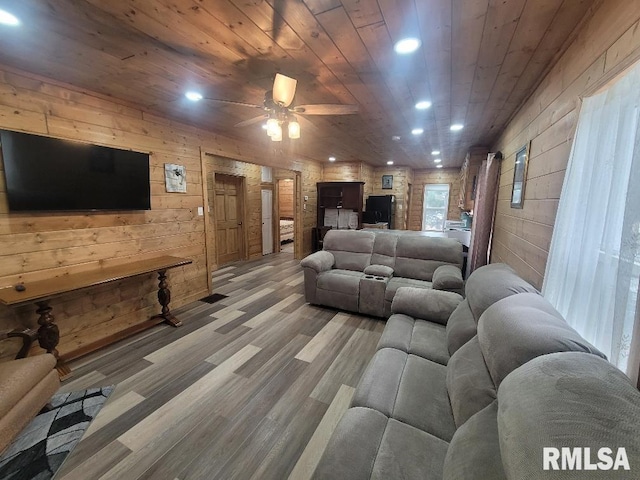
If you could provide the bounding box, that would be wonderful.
[0,256,192,379]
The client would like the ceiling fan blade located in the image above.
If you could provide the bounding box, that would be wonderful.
[272,73,297,107]
[293,104,359,115]
[205,98,263,109]
[235,114,269,128]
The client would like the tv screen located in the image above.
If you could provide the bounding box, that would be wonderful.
[0,130,151,212]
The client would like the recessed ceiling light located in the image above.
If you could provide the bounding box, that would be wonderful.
[415,101,432,110]
[0,9,20,26]
[394,37,421,55]
[431,150,440,155]
[328,156,336,162]
[185,91,203,102]
[387,161,394,165]
[411,128,424,136]
[434,158,442,163]
[392,135,401,141]
[436,164,443,169]
[450,123,464,131]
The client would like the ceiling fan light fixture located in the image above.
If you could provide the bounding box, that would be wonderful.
[411,128,424,135]
[0,9,20,26]
[288,119,301,139]
[266,118,279,137]
[273,73,297,107]
[185,91,203,102]
[415,100,432,110]
[271,124,283,142]
[394,37,421,55]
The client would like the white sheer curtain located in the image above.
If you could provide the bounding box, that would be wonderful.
[543,62,640,376]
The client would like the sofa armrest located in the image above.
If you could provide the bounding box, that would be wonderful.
[363,264,394,278]
[432,265,464,291]
[391,287,463,325]
[2,328,38,359]
[300,250,335,273]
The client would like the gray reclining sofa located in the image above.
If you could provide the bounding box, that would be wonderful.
[301,230,465,317]
[312,263,640,479]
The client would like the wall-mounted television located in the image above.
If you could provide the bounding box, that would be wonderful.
[0,129,151,212]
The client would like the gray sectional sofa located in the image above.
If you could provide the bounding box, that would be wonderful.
[312,263,640,479]
[301,230,464,317]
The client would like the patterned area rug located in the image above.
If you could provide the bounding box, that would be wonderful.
[0,386,114,480]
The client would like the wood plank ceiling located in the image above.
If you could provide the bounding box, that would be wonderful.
[0,0,596,168]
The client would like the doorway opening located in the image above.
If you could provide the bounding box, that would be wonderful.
[277,178,295,254]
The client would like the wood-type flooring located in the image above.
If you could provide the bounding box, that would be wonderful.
[56,252,384,480]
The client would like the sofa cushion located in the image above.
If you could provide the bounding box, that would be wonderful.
[323,230,374,271]
[443,402,506,480]
[465,263,539,322]
[312,407,449,480]
[478,293,606,387]
[352,348,456,441]
[317,269,364,295]
[497,352,640,480]
[446,299,477,355]
[371,417,448,479]
[312,407,388,480]
[446,336,496,427]
[394,236,462,281]
[370,233,398,268]
[377,313,449,365]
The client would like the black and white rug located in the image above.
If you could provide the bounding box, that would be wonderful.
[0,386,113,480]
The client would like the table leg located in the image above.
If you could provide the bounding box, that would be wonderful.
[150,269,182,327]
[35,300,71,380]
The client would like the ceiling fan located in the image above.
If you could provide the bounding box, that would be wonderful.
[205,73,359,140]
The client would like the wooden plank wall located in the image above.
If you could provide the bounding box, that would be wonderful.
[408,169,462,231]
[302,162,323,255]
[0,68,208,360]
[278,179,295,218]
[370,166,412,230]
[0,67,323,360]
[321,162,418,230]
[490,0,640,289]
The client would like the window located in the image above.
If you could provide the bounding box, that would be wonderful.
[422,184,449,231]
[543,61,640,378]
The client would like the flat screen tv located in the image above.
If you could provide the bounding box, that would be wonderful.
[0,129,151,212]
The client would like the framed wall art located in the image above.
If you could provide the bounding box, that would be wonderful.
[165,163,187,193]
[382,174,393,190]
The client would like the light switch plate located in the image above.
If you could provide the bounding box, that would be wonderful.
[197,206,204,216]
[304,195,309,201]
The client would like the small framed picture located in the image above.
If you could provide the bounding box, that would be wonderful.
[510,143,529,208]
[382,175,393,189]
[165,163,187,193]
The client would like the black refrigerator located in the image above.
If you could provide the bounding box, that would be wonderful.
[365,195,395,229]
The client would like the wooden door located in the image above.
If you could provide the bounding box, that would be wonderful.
[215,174,244,265]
